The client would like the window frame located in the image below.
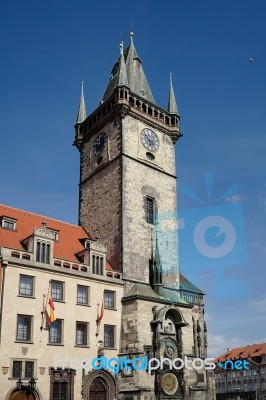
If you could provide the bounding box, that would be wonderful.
[104,290,115,309]
[75,321,89,347]
[51,280,64,302]
[36,241,51,264]
[11,359,36,379]
[104,324,115,348]
[77,285,89,306]
[16,315,33,343]
[48,319,63,345]
[145,196,155,224]
[2,217,16,231]
[50,368,75,400]
[19,274,34,297]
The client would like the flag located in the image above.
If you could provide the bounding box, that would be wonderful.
[96,298,104,336]
[48,298,56,323]
[41,282,56,330]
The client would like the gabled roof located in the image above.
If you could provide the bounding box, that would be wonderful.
[0,204,112,269]
[215,343,266,363]
[102,34,155,104]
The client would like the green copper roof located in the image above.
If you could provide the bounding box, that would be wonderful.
[179,273,204,294]
[102,33,155,104]
[161,287,188,303]
[123,282,189,306]
[123,282,162,300]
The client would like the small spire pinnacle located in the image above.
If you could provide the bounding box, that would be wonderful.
[76,81,86,123]
[130,31,134,44]
[120,41,124,55]
[167,73,179,114]
[117,42,128,87]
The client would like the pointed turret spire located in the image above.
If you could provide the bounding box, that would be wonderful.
[167,73,179,114]
[117,41,129,87]
[76,81,86,123]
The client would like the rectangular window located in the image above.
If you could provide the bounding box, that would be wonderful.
[12,360,35,379]
[3,220,15,230]
[50,369,74,400]
[104,290,115,309]
[12,361,22,378]
[16,315,32,342]
[19,275,34,296]
[2,217,16,231]
[25,361,34,378]
[77,285,89,305]
[146,196,155,224]
[51,281,64,301]
[104,325,115,348]
[76,322,88,346]
[49,320,62,344]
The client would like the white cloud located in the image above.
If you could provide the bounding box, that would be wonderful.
[207,334,248,358]
[207,332,266,359]
[225,194,246,203]
[248,297,266,312]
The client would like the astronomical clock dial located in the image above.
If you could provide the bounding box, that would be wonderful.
[140,128,159,152]
[93,132,108,156]
[161,373,179,396]
[160,339,178,360]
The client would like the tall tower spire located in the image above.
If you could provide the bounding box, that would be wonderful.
[167,73,179,114]
[76,81,86,123]
[102,33,155,104]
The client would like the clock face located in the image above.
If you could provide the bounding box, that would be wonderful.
[93,132,108,156]
[161,373,179,396]
[140,128,159,152]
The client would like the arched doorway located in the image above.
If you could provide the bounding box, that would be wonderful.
[82,370,116,400]
[89,378,107,400]
[9,389,36,400]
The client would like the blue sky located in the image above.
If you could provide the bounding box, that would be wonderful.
[1,0,265,357]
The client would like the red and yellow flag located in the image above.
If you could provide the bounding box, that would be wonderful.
[96,298,104,336]
[48,297,56,323]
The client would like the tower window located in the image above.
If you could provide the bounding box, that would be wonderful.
[145,196,155,224]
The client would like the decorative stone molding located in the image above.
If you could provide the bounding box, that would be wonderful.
[82,370,116,400]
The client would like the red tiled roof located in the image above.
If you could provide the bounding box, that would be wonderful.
[215,343,266,363]
[0,204,113,270]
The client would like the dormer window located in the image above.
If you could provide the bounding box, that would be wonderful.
[92,255,104,275]
[134,58,141,70]
[36,242,50,264]
[110,62,119,80]
[1,217,16,231]
[34,226,54,265]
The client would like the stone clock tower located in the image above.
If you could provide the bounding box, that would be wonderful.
[74,34,214,400]
[74,33,181,288]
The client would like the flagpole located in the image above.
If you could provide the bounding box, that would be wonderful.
[40,294,46,331]
[96,303,100,336]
